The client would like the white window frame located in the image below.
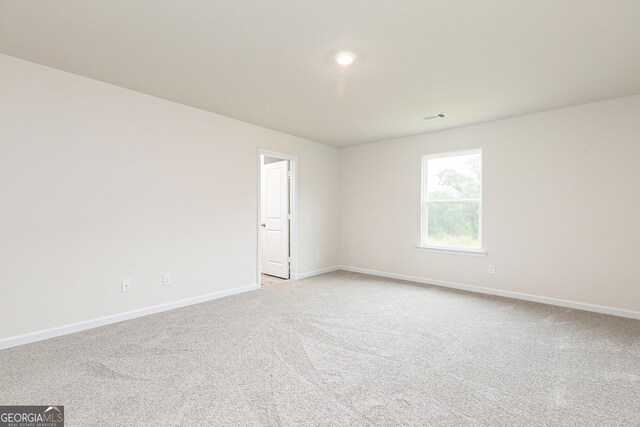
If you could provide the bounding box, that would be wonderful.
[419,149,486,256]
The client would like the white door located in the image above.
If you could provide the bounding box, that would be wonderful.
[261,160,290,278]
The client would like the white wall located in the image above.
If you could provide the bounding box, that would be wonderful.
[340,95,640,312]
[263,156,283,164]
[0,54,339,340]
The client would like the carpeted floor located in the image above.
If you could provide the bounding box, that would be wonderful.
[261,273,289,286]
[1,271,639,426]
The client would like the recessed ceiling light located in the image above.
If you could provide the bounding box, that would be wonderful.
[335,51,356,66]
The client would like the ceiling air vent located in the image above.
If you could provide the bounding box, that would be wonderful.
[421,113,446,121]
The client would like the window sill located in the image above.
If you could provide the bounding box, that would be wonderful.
[416,246,487,257]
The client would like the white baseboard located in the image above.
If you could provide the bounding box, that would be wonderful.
[4,266,637,351]
[0,283,259,351]
[339,265,640,320]
[295,266,339,280]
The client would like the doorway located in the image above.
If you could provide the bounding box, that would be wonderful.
[258,150,297,287]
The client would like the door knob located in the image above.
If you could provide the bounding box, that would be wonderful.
[260,223,266,227]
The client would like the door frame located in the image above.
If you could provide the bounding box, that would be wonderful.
[257,149,298,288]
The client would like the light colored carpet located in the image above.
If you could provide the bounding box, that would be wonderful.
[1,271,639,426]
[261,273,289,286]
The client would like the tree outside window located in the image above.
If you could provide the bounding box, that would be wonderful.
[422,150,482,249]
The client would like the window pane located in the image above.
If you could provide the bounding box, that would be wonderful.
[427,202,480,248]
[427,153,481,201]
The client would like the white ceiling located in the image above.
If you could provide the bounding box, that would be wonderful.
[1,1,639,147]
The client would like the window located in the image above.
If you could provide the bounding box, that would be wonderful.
[421,149,482,251]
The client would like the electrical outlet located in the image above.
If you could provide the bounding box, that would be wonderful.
[487,265,495,274]
[163,273,171,286]
[121,278,132,292]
